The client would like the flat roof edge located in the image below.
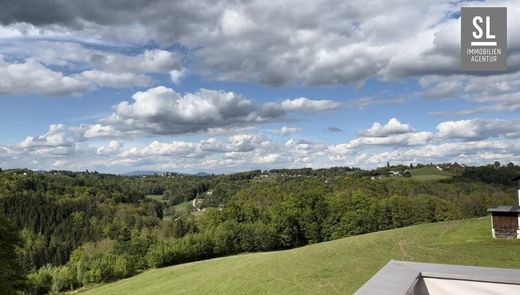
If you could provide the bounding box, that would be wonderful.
[355,261,520,295]
[488,205,520,213]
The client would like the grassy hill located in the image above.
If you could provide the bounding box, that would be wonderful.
[145,194,165,202]
[78,218,520,295]
[409,166,453,181]
[172,199,194,214]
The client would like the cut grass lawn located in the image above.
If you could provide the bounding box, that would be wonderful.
[145,194,165,202]
[409,166,453,181]
[78,217,520,295]
[172,200,194,215]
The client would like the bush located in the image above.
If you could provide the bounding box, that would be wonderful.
[213,221,280,255]
[146,242,173,268]
[146,233,215,268]
[26,265,54,295]
[51,265,77,293]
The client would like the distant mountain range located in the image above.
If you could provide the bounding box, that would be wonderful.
[194,172,211,177]
[123,171,162,176]
[123,171,211,177]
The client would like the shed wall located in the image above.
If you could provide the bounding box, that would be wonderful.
[492,213,518,229]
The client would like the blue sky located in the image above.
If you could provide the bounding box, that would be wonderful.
[0,0,519,173]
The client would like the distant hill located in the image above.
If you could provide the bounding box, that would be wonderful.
[124,171,211,177]
[409,166,453,181]
[80,218,520,294]
[123,171,165,176]
[194,172,211,177]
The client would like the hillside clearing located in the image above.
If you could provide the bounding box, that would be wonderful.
[78,217,520,294]
[145,194,165,202]
[409,166,453,181]
[172,199,195,215]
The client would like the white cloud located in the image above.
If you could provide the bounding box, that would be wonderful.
[4,42,181,75]
[95,86,264,136]
[419,77,462,99]
[2,1,520,171]
[2,124,519,172]
[327,118,520,167]
[361,118,414,137]
[352,132,432,147]
[348,140,519,168]
[421,72,520,115]
[75,86,336,138]
[279,126,301,135]
[97,140,123,155]
[2,41,105,68]
[281,97,339,112]
[331,132,433,157]
[19,124,73,149]
[79,70,150,88]
[327,116,520,167]
[0,43,182,96]
[169,69,184,84]
[226,134,262,152]
[5,125,96,164]
[94,133,291,171]
[123,140,198,157]
[82,124,122,139]
[285,138,327,165]
[329,118,433,158]
[0,56,90,96]
[1,1,519,86]
[346,96,406,110]
[103,49,181,74]
[437,119,520,140]
[198,138,226,152]
[254,153,280,164]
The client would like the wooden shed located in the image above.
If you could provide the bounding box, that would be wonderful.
[488,206,520,239]
[488,175,520,239]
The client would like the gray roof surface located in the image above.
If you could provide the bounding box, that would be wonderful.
[487,205,520,213]
[355,260,520,295]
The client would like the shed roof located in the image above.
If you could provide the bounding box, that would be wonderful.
[487,205,520,213]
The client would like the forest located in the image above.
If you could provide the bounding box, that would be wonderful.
[0,163,518,294]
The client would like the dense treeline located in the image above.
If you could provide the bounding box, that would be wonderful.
[0,191,162,272]
[0,213,25,293]
[452,163,520,185]
[0,164,518,294]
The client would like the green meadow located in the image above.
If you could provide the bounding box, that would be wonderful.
[144,194,165,202]
[409,166,453,181]
[79,217,520,295]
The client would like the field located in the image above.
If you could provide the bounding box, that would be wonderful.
[78,217,520,294]
[172,199,194,215]
[409,166,453,181]
[145,194,165,202]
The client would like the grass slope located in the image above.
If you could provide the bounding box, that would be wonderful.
[145,194,165,202]
[410,166,453,181]
[79,218,520,295]
[172,200,194,215]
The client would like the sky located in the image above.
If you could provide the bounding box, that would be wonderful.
[0,0,519,173]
